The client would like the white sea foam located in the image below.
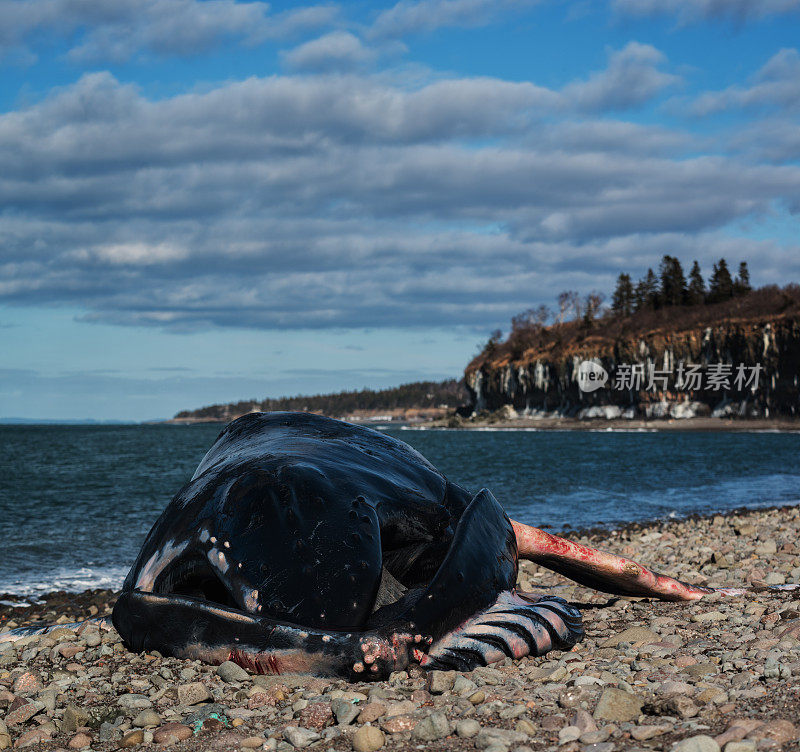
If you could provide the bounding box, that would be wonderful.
[1,565,128,599]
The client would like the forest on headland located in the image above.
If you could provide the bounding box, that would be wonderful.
[175,257,800,422]
[471,256,799,367]
[173,379,468,422]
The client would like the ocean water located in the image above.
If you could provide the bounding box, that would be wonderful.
[1,423,799,598]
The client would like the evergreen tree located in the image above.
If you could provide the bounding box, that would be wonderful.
[635,268,660,310]
[658,255,687,307]
[708,258,734,303]
[734,261,751,296]
[686,260,705,305]
[611,273,634,316]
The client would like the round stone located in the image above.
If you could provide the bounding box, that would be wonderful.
[353,725,385,752]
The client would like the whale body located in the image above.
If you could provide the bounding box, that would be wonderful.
[112,412,584,678]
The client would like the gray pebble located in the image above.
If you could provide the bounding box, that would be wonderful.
[456,719,481,738]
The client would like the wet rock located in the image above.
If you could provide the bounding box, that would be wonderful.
[412,712,450,741]
[152,723,193,746]
[216,661,250,683]
[593,688,643,722]
[177,682,211,706]
[352,725,385,752]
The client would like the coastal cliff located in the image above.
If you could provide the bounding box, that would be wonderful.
[464,309,800,420]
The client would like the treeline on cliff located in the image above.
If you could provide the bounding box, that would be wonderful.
[174,379,468,421]
[473,256,800,368]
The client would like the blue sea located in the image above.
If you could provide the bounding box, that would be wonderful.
[1,423,799,598]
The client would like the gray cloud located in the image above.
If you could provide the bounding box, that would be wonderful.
[369,0,534,39]
[564,42,681,112]
[282,31,377,72]
[0,0,338,63]
[1,67,798,331]
[693,48,800,114]
[612,0,800,22]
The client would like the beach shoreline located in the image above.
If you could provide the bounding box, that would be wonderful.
[1,503,799,750]
[434,416,800,433]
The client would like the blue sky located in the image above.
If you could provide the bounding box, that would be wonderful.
[1,0,799,421]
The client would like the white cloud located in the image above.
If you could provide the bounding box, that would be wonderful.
[612,0,800,23]
[564,42,681,111]
[693,48,800,114]
[282,32,376,72]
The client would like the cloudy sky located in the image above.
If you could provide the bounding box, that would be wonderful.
[2,0,799,420]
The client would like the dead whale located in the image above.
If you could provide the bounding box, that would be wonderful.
[111,412,584,679]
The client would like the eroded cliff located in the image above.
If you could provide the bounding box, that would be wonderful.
[465,314,800,419]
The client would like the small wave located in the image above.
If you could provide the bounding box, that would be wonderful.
[1,565,128,599]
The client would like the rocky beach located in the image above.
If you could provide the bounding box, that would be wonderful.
[1,505,799,752]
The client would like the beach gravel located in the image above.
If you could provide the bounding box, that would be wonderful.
[1,505,800,751]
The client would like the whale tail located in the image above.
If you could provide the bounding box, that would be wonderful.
[420,591,584,671]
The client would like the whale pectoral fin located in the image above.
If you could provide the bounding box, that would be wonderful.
[511,520,712,601]
[421,591,584,671]
[112,590,414,680]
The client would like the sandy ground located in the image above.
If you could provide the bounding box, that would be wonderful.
[1,505,799,752]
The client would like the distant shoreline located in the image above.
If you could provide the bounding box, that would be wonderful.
[164,414,800,432]
[433,415,800,432]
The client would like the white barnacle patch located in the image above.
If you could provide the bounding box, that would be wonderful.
[223,540,231,548]
[244,589,260,612]
[135,539,190,591]
[206,547,230,574]
[198,529,210,543]
[322,635,331,643]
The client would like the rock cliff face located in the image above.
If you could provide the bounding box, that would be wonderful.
[464,317,800,419]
